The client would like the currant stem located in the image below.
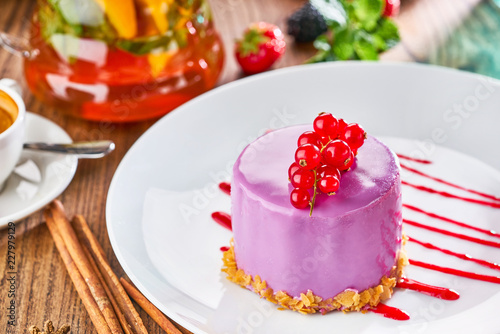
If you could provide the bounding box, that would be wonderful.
[320,137,333,152]
[310,137,332,217]
[309,168,318,217]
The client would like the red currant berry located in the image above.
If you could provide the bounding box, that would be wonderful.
[290,188,310,209]
[295,144,321,170]
[291,169,315,189]
[318,175,340,194]
[342,123,366,150]
[297,131,321,147]
[288,162,300,181]
[322,140,352,168]
[313,113,339,138]
[339,151,355,171]
[337,119,348,138]
[316,164,341,180]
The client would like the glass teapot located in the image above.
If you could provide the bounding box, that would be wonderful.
[1,0,224,122]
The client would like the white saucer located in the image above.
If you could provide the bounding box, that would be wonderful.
[0,112,78,227]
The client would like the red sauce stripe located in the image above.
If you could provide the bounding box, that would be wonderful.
[403,204,499,238]
[396,154,432,164]
[211,211,232,231]
[409,259,500,284]
[404,219,500,248]
[397,277,459,300]
[402,181,500,209]
[219,182,231,195]
[401,163,500,202]
[370,303,410,321]
[408,236,500,271]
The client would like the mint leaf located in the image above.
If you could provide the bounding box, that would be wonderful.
[313,34,331,52]
[372,34,387,51]
[375,18,400,48]
[353,0,383,31]
[332,27,354,60]
[174,28,188,48]
[353,32,378,60]
[310,0,347,27]
[308,34,335,62]
[353,0,384,22]
[306,49,336,63]
[117,34,173,56]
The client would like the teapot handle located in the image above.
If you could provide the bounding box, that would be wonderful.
[0,32,39,60]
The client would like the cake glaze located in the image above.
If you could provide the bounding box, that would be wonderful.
[230,124,403,301]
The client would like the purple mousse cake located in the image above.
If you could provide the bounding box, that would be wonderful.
[222,124,406,314]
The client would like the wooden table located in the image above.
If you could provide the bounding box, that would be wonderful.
[0,0,481,333]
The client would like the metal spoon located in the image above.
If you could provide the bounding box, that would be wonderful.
[23,140,115,159]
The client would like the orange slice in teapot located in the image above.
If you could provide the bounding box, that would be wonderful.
[137,0,171,34]
[148,50,174,77]
[93,0,137,39]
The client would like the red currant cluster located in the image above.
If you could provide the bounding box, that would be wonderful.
[288,113,367,215]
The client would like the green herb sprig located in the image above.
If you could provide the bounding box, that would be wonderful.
[308,0,400,62]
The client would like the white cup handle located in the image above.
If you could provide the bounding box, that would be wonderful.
[0,78,22,96]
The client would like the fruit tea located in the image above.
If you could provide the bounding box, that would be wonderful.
[25,0,224,122]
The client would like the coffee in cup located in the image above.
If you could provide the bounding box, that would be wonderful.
[0,90,18,134]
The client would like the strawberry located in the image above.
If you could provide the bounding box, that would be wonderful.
[235,22,286,75]
[383,0,400,17]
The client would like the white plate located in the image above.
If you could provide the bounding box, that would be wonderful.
[107,62,500,334]
[0,112,77,226]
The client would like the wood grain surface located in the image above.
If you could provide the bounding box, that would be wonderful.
[0,0,479,333]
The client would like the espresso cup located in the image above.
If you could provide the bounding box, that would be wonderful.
[0,79,25,189]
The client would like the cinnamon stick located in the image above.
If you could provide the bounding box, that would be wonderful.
[83,246,133,334]
[44,204,112,334]
[45,201,123,334]
[71,215,149,334]
[120,278,182,334]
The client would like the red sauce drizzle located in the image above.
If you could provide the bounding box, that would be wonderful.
[404,219,500,248]
[220,246,230,252]
[408,236,500,271]
[211,211,232,231]
[409,259,500,284]
[370,303,410,321]
[403,204,499,238]
[219,182,231,195]
[396,154,432,164]
[402,180,500,209]
[401,163,500,202]
[397,277,459,300]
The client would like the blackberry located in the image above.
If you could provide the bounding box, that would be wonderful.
[287,2,328,43]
